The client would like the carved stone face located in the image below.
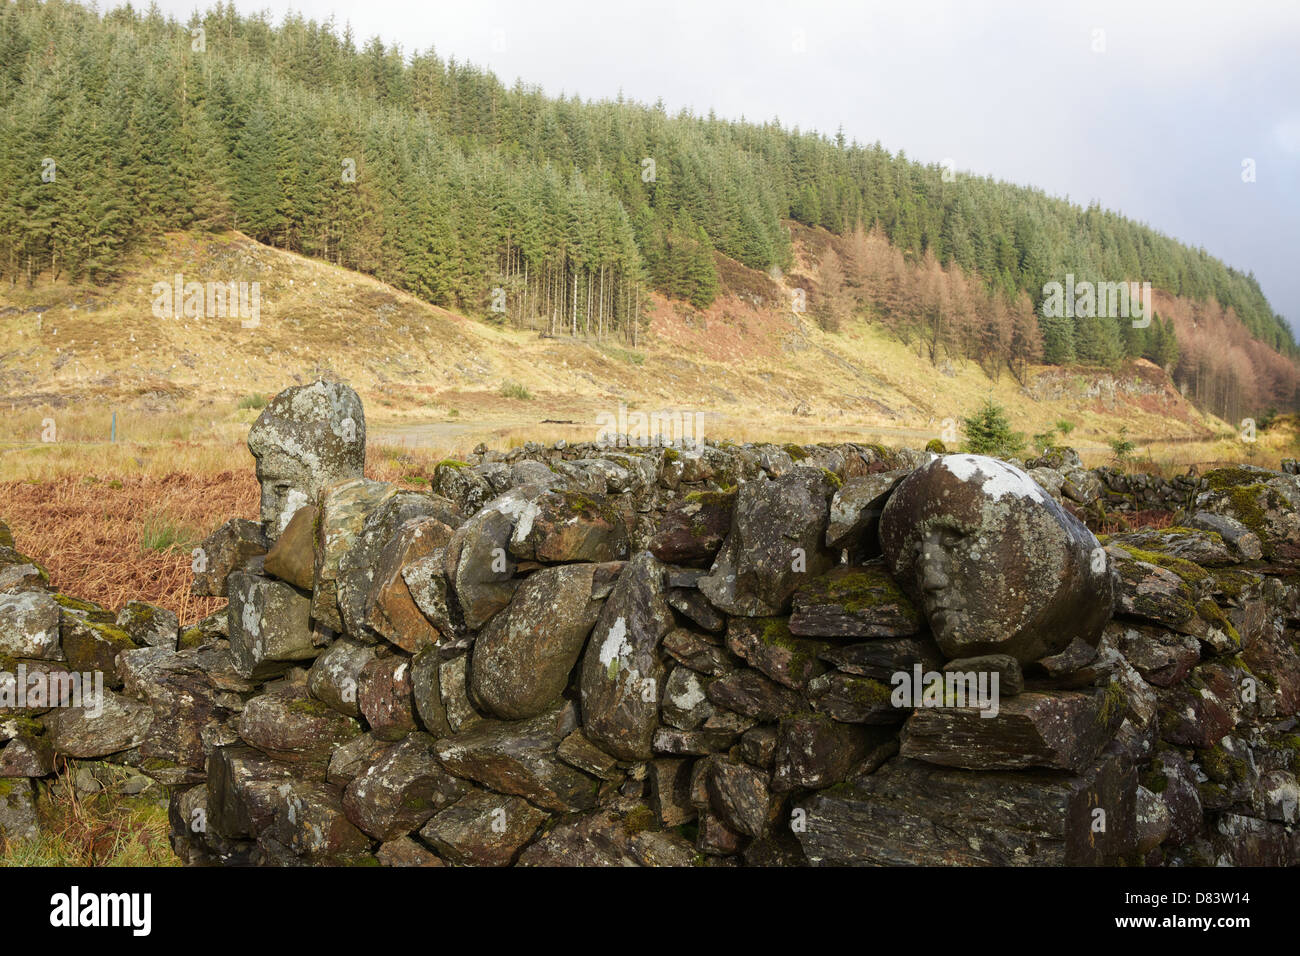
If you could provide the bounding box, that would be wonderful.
[879,454,1113,663]
[247,382,367,540]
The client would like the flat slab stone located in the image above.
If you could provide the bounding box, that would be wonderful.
[899,689,1125,772]
[796,755,1136,865]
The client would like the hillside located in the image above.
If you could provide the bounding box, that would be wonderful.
[0,227,1247,465]
[1,0,1296,427]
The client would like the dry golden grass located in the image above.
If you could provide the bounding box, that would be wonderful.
[0,411,1293,626]
[0,440,465,623]
[1,467,257,624]
[0,768,178,867]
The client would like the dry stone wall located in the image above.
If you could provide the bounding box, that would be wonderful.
[2,382,1299,866]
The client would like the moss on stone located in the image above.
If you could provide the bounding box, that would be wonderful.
[286,697,338,719]
[1211,569,1260,601]
[435,459,470,470]
[1110,542,1209,586]
[53,594,103,613]
[1203,467,1262,491]
[1,715,45,738]
[1225,484,1270,543]
[1196,600,1241,648]
[846,675,894,707]
[80,620,139,650]
[683,489,735,508]
[783,443,808,462]
[1096,680,1128,727]
[1141,765,1168,794]
[821,468,843,490]
[622,805,657,836]
[802,566,914,616]
[562,490,618,525]
[1198,743,1249,785]
[925,438,947,454]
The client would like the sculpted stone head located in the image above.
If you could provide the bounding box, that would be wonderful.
[878,454,1113,664]
[247,381,367,539]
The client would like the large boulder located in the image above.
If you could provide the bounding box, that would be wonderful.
[360,516,458,652]
[44,690,152,758]
[311,477,396,631]
[470,564,605,719]
[444,486,548,631]
[336,493,460,642]
[418,789,550,866]
[698,471,838,617]
[342,732,470,841]
[0,591,61,660]
[578,552,674,761]
[227,571,318,680]
[648,490,735,566]
[433,702,598,812]
[796,754,1136,865]
[1193,467,1300,566]
[191,519,267,597]
[899,688,1126,772]
[246,381,367,539]
[879,454,1114,663]
[507,489,630,564]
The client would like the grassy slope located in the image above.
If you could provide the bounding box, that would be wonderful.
[0,228,1249,460]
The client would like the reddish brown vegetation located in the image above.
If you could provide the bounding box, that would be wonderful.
[1,471,258,625]
[798,222,1043,383]
[1158,291,1300,423]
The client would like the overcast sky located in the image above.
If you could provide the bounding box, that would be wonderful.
[150,0,1300,333]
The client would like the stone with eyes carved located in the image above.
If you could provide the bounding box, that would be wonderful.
[247,381,367,541]
[879,453,1114,664]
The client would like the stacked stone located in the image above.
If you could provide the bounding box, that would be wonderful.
[800,458,1300,865]
[1,520,178,845]
[3,382,1299,866]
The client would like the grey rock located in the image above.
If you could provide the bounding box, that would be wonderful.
[311,477,395,631]
[238,687,361,765]
[307,639,376,718]
[471,564,603,719]
[418,789,549,866]
[825,470,907,552]
[434,703,597,813]
[1186,511,1263,561]
[0,777,39,846]
[358,656,419,742]
[115,600,179,650]
[247,381,366,538]
[227,571,318,679]
[0,591,61,660]
[880,454,1114,663]
[789,565,922,638]
[579,552,673,761]
[899,689,1124,772]
[796,754,1136,865]
[45,690,152,758]
[343,732,470,841]
[699,471,838,616]
[191,519,267,597]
